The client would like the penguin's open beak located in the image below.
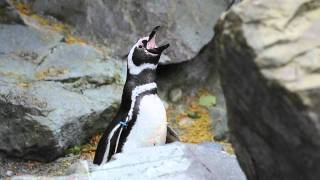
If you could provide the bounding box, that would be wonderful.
[146,26,170,54]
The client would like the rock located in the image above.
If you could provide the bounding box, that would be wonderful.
[6,170,14,177]
[36,43,124,85]
[200,141,225,151]
[0,24,125,161]
[26,0,231,64]
[209,107,228,141]
[0,0,23,24]
[0,24,63,64]
[209,93,229,141]
[0,151,81,179]
[215,0,320,179]
[12,143,246,180]
[169,88,182,103]
[65,160,89,175]
[178,117,193,126]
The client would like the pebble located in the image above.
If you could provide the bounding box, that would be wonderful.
[6,170,14,176]
[178,117,193,126]
[169,88,183,102]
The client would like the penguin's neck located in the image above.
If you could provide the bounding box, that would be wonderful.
[125,69,157,90]
[120,69,157,110]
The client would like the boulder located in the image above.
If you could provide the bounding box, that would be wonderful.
[27,0,232,64]
[0,24,125,161]
[12,142,246,180]
[215,0,320,179]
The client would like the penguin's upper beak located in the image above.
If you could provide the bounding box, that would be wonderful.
[146,26,170,54]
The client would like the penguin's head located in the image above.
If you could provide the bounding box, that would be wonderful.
[127,26,170,75]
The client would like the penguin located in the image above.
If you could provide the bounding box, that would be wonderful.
[93,26,178,165]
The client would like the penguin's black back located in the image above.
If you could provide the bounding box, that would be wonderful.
[93,109,127,164]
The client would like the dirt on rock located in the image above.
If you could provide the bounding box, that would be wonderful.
[0,152,79,179]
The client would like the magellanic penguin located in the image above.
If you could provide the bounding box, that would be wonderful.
[93,26,179,165]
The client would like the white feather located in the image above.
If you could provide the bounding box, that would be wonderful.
[122,94,167,152]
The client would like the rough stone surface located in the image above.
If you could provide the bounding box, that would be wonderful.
[27,0,231,64]
[168,88,182,103]
[0,151,81,178]
[0,0,23,24]
[215,0,320,179]
[0,24,125,161]
[12,143,246,180]
[209,98,229,141]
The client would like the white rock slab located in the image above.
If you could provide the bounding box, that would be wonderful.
[12,142,246,180]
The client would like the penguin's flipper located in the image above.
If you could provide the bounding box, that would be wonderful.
[93,122,123,165]
[166,125,180,143]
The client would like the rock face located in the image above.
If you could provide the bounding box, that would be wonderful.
[215,0,320,180]
[27,0,231,64]
[0,0,23,24]
[0,24,125,161]
[12,143,246,180]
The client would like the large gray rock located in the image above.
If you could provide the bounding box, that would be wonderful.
[27,0,231,64]
[12,142,246,180]
[0,24,62,64]
[215,0,320,180]
[0,24,125,161]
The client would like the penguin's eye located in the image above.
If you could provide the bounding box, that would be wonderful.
[138,45,143,48]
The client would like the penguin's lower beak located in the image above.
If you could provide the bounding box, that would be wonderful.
[146,26,170,54]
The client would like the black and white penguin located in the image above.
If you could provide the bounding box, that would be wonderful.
[93,26,177,165]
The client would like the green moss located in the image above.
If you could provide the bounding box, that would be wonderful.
[66,145,81,155]
[199,95,216,108]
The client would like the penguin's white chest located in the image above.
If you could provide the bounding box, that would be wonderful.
[122,94,167,152]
